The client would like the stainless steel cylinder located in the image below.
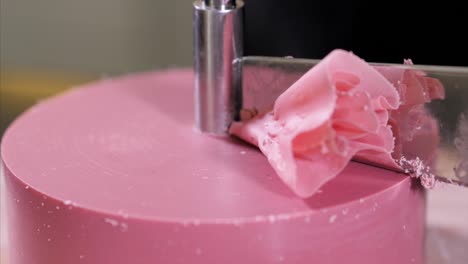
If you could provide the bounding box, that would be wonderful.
[193,0,244,134]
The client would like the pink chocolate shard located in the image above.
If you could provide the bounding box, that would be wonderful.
[230,49,444,197]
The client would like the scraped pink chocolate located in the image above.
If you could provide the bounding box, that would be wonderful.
[230,49,444,197]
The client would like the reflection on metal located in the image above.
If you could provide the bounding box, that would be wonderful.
[454,113,468,183]
[239,56,468,186]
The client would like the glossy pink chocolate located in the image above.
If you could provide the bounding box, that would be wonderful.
[230,50,444,197]
[2,70,425,264]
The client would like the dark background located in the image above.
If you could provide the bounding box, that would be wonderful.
[245,0,468,66]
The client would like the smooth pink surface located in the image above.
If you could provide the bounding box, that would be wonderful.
[2,69,425,264]
[230,50,444,197]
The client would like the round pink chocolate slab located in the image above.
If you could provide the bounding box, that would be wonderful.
[2,70,425,264]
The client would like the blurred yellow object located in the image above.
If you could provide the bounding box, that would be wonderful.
[0,70,94,262]
[0,70,95,134]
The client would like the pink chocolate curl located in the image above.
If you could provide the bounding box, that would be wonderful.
[230,50,401,197]
[230,49,444,197]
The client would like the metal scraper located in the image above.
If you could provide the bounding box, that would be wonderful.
[193,0,468,187]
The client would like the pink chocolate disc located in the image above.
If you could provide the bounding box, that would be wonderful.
[1,69,425,264]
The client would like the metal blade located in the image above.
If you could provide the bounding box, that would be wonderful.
[239,56,468,187]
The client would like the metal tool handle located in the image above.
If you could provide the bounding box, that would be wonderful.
[193,0,244,134]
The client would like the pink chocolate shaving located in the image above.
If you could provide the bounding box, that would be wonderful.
[230,49,444,197]
[397,156,436,189]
